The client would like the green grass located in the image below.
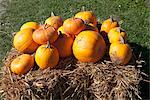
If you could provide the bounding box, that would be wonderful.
[0,0,149,98]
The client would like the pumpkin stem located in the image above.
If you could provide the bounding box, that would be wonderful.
[81,6,85,11]
[46,41,51,48]
[58,31,64,38]
[44,23,50,29]
[119,35,125,44]
[116,27,121,33]
[31,53,35,57]
[110,16,114,23]
[12,32,17,36]
[83,20,88,25]
[51,12,55,17]
[120,27,125,32]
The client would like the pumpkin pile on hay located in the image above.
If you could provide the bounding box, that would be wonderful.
[0,48,144,100]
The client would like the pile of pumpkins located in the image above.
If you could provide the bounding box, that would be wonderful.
[11,11,132,75]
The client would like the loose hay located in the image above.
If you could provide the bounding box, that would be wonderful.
[0,48,143,100]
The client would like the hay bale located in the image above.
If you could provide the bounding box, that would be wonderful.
[0,48,142,100]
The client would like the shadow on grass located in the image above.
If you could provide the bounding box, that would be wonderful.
[129,43,150,99]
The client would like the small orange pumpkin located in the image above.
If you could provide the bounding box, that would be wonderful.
[73,30,106,62]
[109,43,132,65]
[20,22,39,30]
[11,54,34,75]
[101,17,119,33]
[63,18,86,35]
[53,31,74,57]
[75,11,97,26]
[45,12,63,30]
[32,24,58,44]
[84,23,98,32]
[13,29,39,53]
[35,42,59,69]
[108,27,127,43]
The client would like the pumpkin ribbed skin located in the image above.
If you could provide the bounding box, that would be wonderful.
[75,11,97,26]
[53,32,74,58]
[35,44,59,69]
[101,18,119,33]
[11,54,34,75]
[45,16,63,30]
[109,43,132,65]
[73,30,106,62]
[32,25,58,45]
[63,18,85,35]
[13,29,39,53]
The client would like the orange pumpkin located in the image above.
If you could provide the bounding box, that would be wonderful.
[63,18,86,35]
[84,23,98,32]
[11,54,34,75]
[20,22,39,30]
[32,24,58,44]
[53,31,74,57]
[101,17,119,33]
[75,11,97,26]
[73,30,106,62]
[108,27,127,43]
[109,43,132,65]
[45,13,63,30]
[35,42,59,69]
[13,29,39,53]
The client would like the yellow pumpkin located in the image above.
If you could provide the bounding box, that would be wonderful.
[73,30,106,62]
[53,31,74,57]
[35,42,59,69]
[11,54,34,75]
[109,43,132,65]
[75,11,97,26]
[108,27,127,43]
[101,18,119,33]
[20,22,39,30]
[13,29,39,53]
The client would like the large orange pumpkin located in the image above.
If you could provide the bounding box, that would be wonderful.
[32,24,58,44]
[63,18,85,35]
[108,27,127,43]
[109,43,132,65]
[101,18,119,33]
[20,22,39,30]
[11,54,34,75]
[35,42,59,69]
[53,31,74,57]
[73,30,106,62]
[75,11,97,26]
[13,29,39,53]
[45,14,63,30]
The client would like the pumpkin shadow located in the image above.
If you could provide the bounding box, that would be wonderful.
[129,42,150,99]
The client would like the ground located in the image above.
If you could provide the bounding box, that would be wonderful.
[0,0,149,99]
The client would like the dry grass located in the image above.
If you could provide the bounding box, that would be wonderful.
[0,48,144,100]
